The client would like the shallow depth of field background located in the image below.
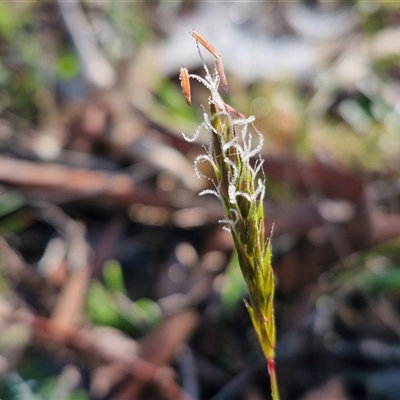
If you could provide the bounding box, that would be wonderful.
[1,1,400,399]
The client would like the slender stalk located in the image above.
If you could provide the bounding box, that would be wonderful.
[268,358,280,400]
[180,31,280,400]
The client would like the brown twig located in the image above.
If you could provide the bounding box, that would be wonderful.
[30,315,193,400]
[0,156,174,208]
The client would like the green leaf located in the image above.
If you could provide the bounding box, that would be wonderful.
[103,260,127,294]
[86,281,117,326]
[0,191,26,218]
[358,267,400,294]
[0,2,21,39]
[56,52,81,81]
[87,278,160,335]
[86,282,131,332]
[67,391,89,400]
[132,298,161,327]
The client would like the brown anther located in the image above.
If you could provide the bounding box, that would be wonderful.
[216,58,229,92]
[191,30,221,60]
[179,67,191,106]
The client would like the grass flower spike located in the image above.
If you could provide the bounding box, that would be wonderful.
[181,31,280,400]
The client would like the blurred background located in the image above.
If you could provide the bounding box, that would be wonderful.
[1,0,400,399]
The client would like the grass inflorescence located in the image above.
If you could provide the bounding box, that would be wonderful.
[180,30,279,400]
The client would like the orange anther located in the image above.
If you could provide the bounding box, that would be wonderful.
[179,67,191,106]
[191,30,221,60]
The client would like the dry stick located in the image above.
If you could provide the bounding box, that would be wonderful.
[0,237,57,311]
[29,316,192,400]
[50,220,90,331]
[114,310,199,400]
[0,237,190,398]
[0,156,175,208]
[181,31,280,400]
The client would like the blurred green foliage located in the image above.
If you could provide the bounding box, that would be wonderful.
[86,260,161,336]
[221,251,248,314]
[0,2,47,120]
[332,238,400,297]
[358,266,400,294]
[2,371,89,400]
